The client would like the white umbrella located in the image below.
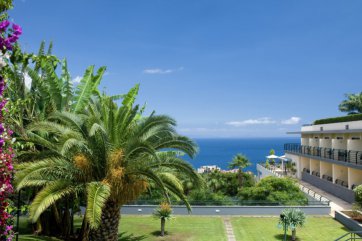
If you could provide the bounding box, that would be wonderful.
[266,154,279,159]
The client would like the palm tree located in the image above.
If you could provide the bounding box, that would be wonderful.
[153,202,172,236]
[339,93,362,115]
[8,42,109,237]
[205,171,225,193]
[15,85,202,241]
[278,208,306,241]
[228,154,251,188]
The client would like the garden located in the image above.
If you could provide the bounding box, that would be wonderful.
[17,215,348,241]
[0,1,354,241]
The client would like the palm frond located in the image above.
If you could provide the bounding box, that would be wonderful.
[86,182,111,229]
[73,66,106,113]
[29,181,82,222]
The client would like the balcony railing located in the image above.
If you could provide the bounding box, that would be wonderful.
[284,143,362,166]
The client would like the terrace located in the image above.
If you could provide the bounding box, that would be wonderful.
[284,143,362,167]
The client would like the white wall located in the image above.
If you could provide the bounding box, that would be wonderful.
[347,139,362,151]
[320,161,332,177]
[309,137,320,147]
[310,159,320,173]
[301,138,309,146]
[348,168,362,189]
[320,138,332,148]
[302,120,362,132]
[285,153,301,178]
[333,164,348,183]
[332,137,347,150]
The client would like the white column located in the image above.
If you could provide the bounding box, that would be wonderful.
[348,168,352,189]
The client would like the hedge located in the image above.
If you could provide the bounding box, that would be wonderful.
[314,113,362,125]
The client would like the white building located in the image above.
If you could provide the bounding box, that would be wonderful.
[285,118,362,203]
[197,165,221,174]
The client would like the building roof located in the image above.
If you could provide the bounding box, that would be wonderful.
[287,129,362,135]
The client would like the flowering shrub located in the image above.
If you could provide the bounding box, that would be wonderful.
[0,20,22,51]
[0,19,21,241]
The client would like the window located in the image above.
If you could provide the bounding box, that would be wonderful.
[337,137,343,140]
[352,137,360,140]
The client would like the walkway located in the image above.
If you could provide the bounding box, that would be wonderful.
[223,217,236,241]
[298,180,352,216]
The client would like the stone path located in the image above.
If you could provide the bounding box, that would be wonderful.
[223,217,236,241]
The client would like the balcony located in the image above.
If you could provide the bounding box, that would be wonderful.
[301,171,355,203]
[284,143,362,166]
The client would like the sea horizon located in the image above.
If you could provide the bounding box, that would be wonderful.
[185,137,300,174]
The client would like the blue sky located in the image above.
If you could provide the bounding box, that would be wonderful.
[10,0,362,138]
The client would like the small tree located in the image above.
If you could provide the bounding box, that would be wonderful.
[153,202,173,236]
[353,185,362,215]
[278,208,306,241]
[265,159,270,169]
[269,149,276,166]
[228,154,251,188]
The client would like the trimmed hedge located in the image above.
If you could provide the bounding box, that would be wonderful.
[314,113,362,125]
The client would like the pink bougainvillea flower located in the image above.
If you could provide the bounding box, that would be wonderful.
[0,20,10,32]
[12,24,22,35]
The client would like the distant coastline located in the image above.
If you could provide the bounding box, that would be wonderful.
[185,137,299,174]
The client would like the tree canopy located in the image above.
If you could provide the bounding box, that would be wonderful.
[238,176,308,205]
[339,92,362,115]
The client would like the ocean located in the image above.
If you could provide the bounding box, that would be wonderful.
[185,137,300,174]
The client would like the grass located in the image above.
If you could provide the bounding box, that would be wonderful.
[18,215,227,241]
[17,215,349,241]
[119,215,227,241]
[231,216,349,241]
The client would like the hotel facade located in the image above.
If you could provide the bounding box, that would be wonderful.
[284,119,362,203]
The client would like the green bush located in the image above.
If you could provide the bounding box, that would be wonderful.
[354,185,362,204]
[238,176,308,205]
[188,189,234,205]
[314,113,362,125]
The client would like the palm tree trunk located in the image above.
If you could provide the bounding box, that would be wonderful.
[70,208,74,236]
[292,229,296,241]
[78,214,89,241]
[89,201,120,241]
[62,200,71,239]
[160,217,165,236]
[52,204,63,233]
[238,169,243,188]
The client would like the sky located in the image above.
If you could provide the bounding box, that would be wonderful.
[9,0,362,138]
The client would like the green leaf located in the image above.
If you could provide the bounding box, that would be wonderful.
[29,180,79,222]
[86,182,111,229]
[73,66,106,113]
[122,84,139,107]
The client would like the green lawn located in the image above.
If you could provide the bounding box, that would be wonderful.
[18,215,349,241]
[119,215,227,241]
[18,215,227,241]
[231,216,349,241]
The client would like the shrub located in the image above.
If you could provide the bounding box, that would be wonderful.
[188,189,234,205]
[238,176,308,205]
[314,113,362,125]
